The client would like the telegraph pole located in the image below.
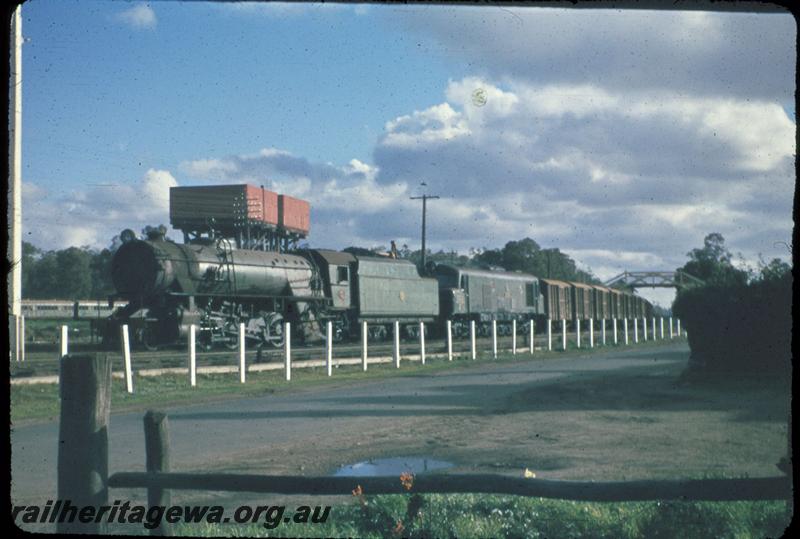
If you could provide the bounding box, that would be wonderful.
[410,184,439,274]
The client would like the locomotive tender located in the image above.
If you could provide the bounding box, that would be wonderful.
[106,183,651,350]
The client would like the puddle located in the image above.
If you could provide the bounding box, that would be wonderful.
[333,457,454,477]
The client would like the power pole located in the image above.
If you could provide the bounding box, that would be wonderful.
[410,187,439,274]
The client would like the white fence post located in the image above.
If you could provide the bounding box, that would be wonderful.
[60,325,69,358]
[669,317,674,338]
[326,321,333,376]
[512,320,517,355]
[547,319,552,351]
[677,319,682,337]
[652,317,656,340]
[121,324,133,393]
[602,318,606,346]
[589,318,594,348]
[492,320,498,359]
[284,322,291,381]
[561,319,567,351]
[624,318,629,345]
[576,319,581,349]
[19,315,25,362]
[660,317,664,339]
[634,318,639,343]
[394,321,401,368]
[361,321,368,371]
[189,324,196,387]
[446,320,453,361]
[613,318,617,345]
[529,320,535,354]
[419,321,426,365]
[470,320,476,360]
[643,317,648,341]
[239,323,246,383]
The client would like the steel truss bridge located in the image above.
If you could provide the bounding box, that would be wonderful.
[604,270,704,290]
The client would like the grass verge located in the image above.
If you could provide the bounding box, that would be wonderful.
[164,494,790,538]
[10,338,682,425]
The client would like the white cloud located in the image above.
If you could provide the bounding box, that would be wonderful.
[222,2,349,18]
[141,169,178,211]
[21,169,180,250]
[116,3,157,30]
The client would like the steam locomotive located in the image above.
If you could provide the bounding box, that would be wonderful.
[106,229,442,350]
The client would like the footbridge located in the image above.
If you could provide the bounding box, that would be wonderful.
[604,270,704,290]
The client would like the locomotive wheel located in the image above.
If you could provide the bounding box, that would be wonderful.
[223,320,240,350]
[261,313,285,348]
[137,325,159,352]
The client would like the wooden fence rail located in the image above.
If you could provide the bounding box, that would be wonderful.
[108,471,791,502]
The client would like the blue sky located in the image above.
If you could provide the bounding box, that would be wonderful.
[18,2,796,306]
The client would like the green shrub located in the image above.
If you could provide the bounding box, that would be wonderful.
[672,272,791,374]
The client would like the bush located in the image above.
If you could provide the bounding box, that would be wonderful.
[672,271,791,374]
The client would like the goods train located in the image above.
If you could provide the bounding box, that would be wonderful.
[103,182,652,350]
[105,231,652,350]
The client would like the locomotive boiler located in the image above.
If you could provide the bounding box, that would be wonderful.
[108,229,322,350]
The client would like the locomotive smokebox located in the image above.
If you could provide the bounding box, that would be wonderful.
[112,239,177,298]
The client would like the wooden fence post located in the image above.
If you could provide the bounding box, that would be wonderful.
[613,318,617,345]
[188,325,196,387]
[446,320,453,361]
[361,321,368,371]
[284,322,291,381]
[144,410,172,536]
[121,324,133,393]
[529,320,535,355]
[60,324,69,358]
[512,319,517,355]
[602,318,606,346]
[492,320,498,359]
[326,321,333,376]
[419,322,426,365]
[57,354,111,534]
[394,321,401,368]
[239,323,246,384]
[470,320,476,360]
